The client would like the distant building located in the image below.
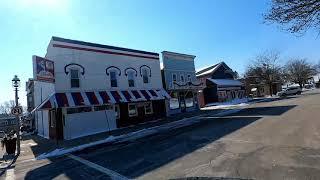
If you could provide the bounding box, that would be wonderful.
[26,78,35,112]
[30,37,170,140]
[243,75,282,97]
[161,51,204,115]
[196,62,245,107]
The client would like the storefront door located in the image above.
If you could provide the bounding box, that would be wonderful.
[179,92,186,112]
[137,105,145,123]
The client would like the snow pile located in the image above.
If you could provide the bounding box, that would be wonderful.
[203,98,251,110]
[36,107,243,160]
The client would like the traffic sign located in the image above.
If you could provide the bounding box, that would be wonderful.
[11,106,22,115]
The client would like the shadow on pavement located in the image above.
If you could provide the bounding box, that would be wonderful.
[24,105,296,179]
[231,105,296,116]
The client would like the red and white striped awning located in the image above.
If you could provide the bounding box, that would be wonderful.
[34,89,170,111]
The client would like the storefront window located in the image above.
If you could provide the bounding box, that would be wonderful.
[114,105,120,119]
[67,106,92,114]
[94,105,113,111]
[144,102,153,114]
[185,91,194,108]
[128,104,137,117]
[170,92,180,109]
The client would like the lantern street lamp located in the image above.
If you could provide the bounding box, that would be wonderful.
[12,75,21,156]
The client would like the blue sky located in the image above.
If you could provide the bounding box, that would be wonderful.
[1,0,320,106]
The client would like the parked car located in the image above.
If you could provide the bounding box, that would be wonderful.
[277,86,302,97]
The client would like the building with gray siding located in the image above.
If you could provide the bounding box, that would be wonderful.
[161,51,204,115]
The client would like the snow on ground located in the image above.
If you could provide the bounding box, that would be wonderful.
[36,107,244,160]
[202,98,251,110]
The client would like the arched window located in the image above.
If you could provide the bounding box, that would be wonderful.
[70,69,80,88]
[106,66,121,88]
[142,68,149,84]
[128,71,135,87]
[140,65,151,84]
[110,70,118,87]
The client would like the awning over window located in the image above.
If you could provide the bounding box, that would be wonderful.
[34,89,170,111]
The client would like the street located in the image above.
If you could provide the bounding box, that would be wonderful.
[4,90,320,180]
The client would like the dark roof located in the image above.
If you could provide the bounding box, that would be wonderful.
[196,62,233,77]
[196,62,221,75]
[52,36,159,56]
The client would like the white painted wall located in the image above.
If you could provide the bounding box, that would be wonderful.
[64,110,116,140]
[33,81,55,138]
[45,39,163,92]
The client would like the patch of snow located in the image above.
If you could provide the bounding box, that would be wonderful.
[203,98,250,110]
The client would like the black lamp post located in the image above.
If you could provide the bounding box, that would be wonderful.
[12,75,21,156]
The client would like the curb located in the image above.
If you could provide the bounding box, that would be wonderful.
[0,156,17,177]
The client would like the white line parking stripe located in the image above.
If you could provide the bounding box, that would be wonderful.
[67,154,128,180]
[5,168,15,180]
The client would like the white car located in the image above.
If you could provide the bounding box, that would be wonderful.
[277,86,302,97]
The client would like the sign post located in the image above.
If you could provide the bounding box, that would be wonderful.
[12,75,21,156]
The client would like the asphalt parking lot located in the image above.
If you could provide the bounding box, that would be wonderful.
[5,90,320,180]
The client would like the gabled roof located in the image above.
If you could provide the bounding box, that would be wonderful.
[51,36,159,56]
[196,62,232,77]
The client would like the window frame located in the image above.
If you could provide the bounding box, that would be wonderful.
[172,73,177,82]
[114,104,120,119]
[70,68,80,88]
[180,74,185,83]
[144,102,153,114]
[50,110,56,128]
[110,70,118,87]
[169,92,180,110]
[127,71,135,87]
[187,74,191,82]
[142,68,149,84]
[128,103,138,117]
[66,106,92,114]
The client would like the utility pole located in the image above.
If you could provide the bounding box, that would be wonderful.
[12,75,21,156]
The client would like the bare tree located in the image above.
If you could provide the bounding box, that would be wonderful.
[264,0,320,34]
[0,100,15,115]
[284,58,318,88]
[245,50,283,95]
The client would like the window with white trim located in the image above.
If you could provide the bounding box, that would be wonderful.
[172,73,177,82]
[70,69,80,88]
[180,74,184,82]
[187,74,191,82]
[110,71,118,87]
[128,104,137,117]
[128,71,135,87]
[144,102,153,114]
[142,69,149,83]
[169,92,180,109]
